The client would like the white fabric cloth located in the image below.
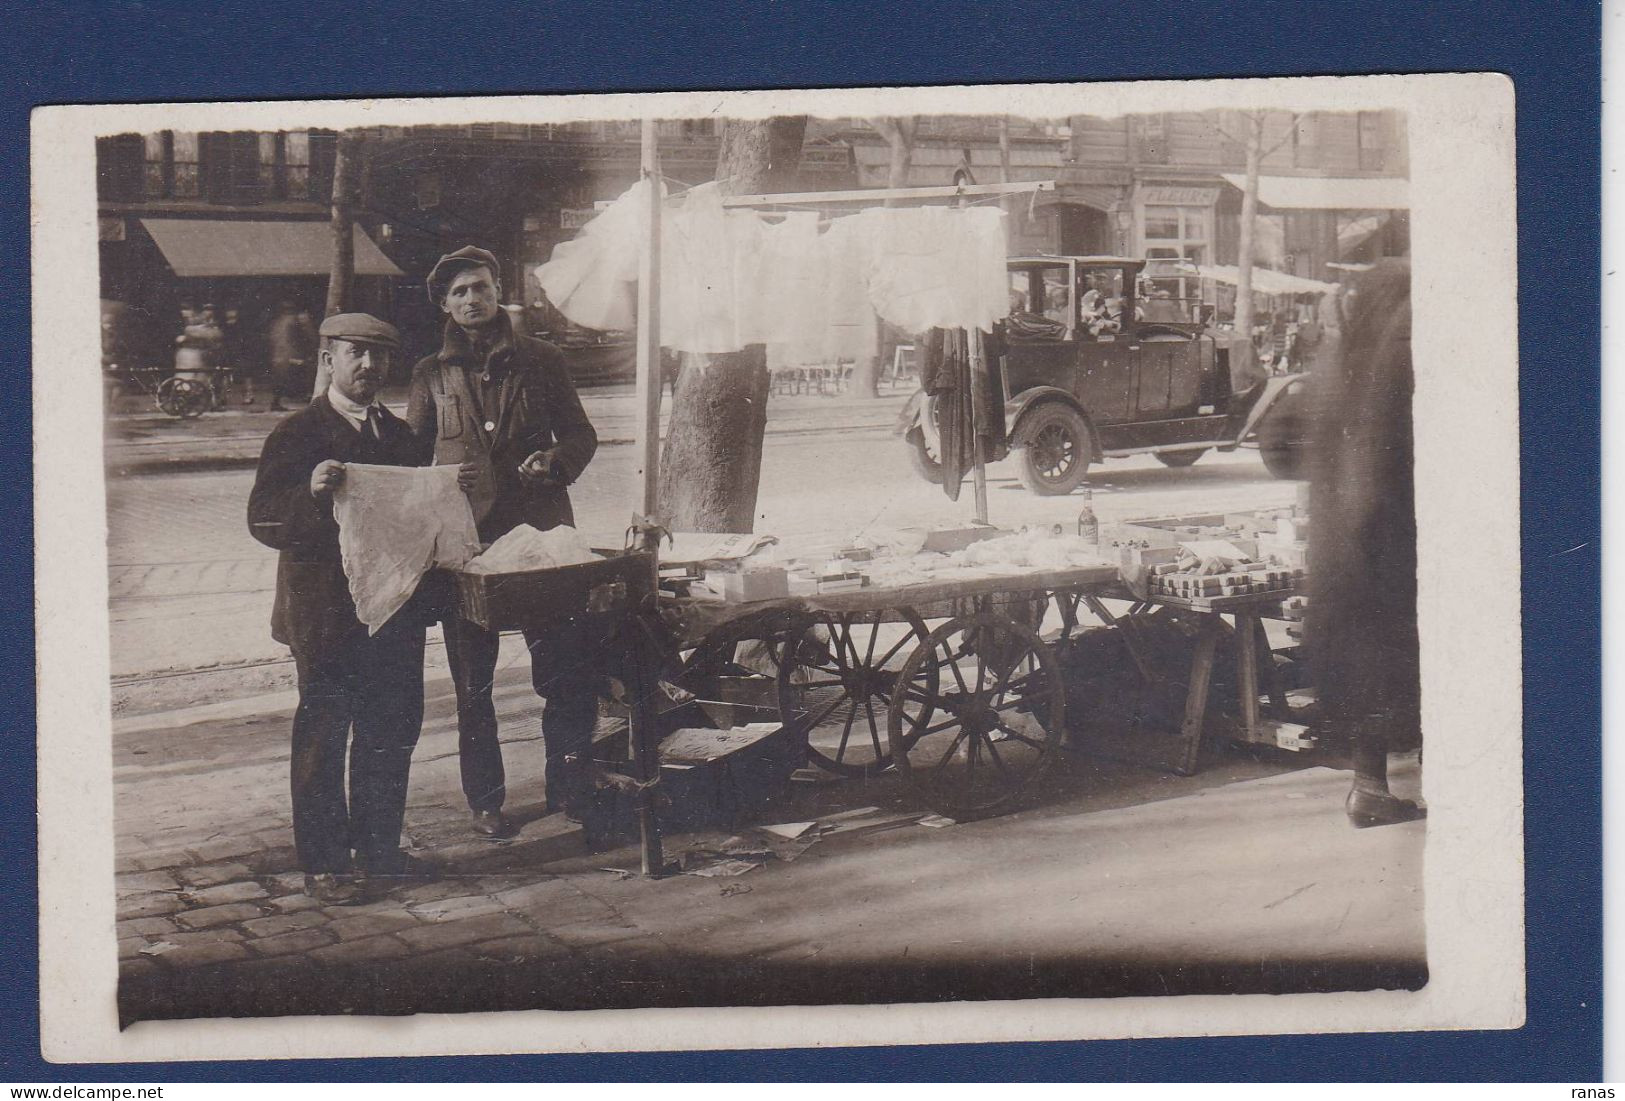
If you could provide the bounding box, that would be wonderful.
[533,179,656,332]
[533,181,1011,355]
[463,523,597,574]
[846,205,1010,335]
[325,384,382,432]
[332,464,481,633]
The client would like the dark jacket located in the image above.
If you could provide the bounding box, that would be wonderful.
[406,311,596,542]
[247,395,431,654]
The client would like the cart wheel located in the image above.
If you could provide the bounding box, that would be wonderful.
[777,609,935,777]
[156,376,209,419]
[887,612,1064,819]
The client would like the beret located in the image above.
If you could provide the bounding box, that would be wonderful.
[318,312,401,349]
[427,245,501,304]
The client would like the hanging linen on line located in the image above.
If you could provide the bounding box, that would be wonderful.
[533,180,1012,355]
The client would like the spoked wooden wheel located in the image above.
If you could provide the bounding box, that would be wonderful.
[777,609,935,776]
[887,613,1065,819]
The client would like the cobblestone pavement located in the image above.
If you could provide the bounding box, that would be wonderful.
[113,664,1427,1022]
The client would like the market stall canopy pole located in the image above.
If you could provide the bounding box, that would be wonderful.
[630,118,666,879]
[635,121,663,524]
[968,329,990,525]
[1198,265,1340,298]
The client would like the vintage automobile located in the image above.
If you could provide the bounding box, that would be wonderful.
[898,256,1307,493]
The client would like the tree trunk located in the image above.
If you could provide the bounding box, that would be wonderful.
[324,131,361,318]
[312,131,362,395]
[657,116,806,533]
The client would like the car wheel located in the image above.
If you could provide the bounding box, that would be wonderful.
[1261,443,1307,480]
[1155,448,1207,468]
[1015,403,1092,496]
[905,429,944,485]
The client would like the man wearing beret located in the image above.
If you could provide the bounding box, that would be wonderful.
[248,313,441,902]
[407,247,600,840]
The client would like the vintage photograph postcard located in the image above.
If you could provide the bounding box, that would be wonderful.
[33,73,1522,1062]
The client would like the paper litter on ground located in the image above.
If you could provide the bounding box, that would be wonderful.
[758,821,818,841]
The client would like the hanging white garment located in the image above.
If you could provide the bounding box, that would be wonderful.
[332,464,482,634]
[536,180,1012,351]
[533,179,658,332]
[851,206,1010,334]
[659,183,751,354]
[768,215,876,365]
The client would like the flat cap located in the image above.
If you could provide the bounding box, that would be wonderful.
[427,245,501,304]
[318,312,401,349]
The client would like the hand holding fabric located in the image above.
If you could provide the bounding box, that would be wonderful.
[310,460,345,497]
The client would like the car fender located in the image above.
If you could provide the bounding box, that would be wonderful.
[894,388,929,438]
[1234,373,1307,444]
[1007,386,1102,461]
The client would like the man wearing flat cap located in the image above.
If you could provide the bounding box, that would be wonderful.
[407,246,600,840]
[248,313,439,903]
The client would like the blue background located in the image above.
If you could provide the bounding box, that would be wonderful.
[0,0,1600,1082]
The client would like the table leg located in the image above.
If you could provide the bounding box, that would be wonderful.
[1255,617,1290,719]
[1234,611,1262,741]
[1176,616,1222,776]
[625,628,670,877]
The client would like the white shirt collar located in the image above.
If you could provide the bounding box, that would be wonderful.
[326,384,380,431]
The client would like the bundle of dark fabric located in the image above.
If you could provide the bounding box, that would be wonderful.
[919,327,1008,501]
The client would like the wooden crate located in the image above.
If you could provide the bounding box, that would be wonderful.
[454,551,655,632]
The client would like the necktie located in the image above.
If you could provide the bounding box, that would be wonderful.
[364,406,385,442]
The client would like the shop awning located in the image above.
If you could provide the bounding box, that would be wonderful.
[1197,264,1340,297]
[1219,173,1409,211]
[139,218,404,278]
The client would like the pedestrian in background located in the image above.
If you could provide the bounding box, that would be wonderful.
[267,300,317,412]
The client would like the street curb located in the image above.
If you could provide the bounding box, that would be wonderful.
[106,420,904,476]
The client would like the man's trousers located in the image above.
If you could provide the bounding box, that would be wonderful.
[442,613,602,816]
[288,614,426,875]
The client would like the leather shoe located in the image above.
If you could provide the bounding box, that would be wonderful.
[471,809,516,838]
[1346,787,1427,829]
[303,872,362,905]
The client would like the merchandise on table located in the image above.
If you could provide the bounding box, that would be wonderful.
[1111,506,1311,602]
[463,523,598,574]
[677,524,1115,604]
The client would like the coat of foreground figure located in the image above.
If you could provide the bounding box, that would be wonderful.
[1307,260,1426,828]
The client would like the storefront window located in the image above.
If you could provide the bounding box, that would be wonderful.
[171,132,199,198]
[284,132,310,199]
[1139,204,1209,266]
[1143,206,1181,240]
[143,132,167,198]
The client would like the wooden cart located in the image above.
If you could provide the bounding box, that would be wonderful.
[669,562,1120,821]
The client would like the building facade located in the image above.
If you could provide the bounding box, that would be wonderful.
[823,109,1410,288]
[96,121,856,374]
[96,110,1406,378]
